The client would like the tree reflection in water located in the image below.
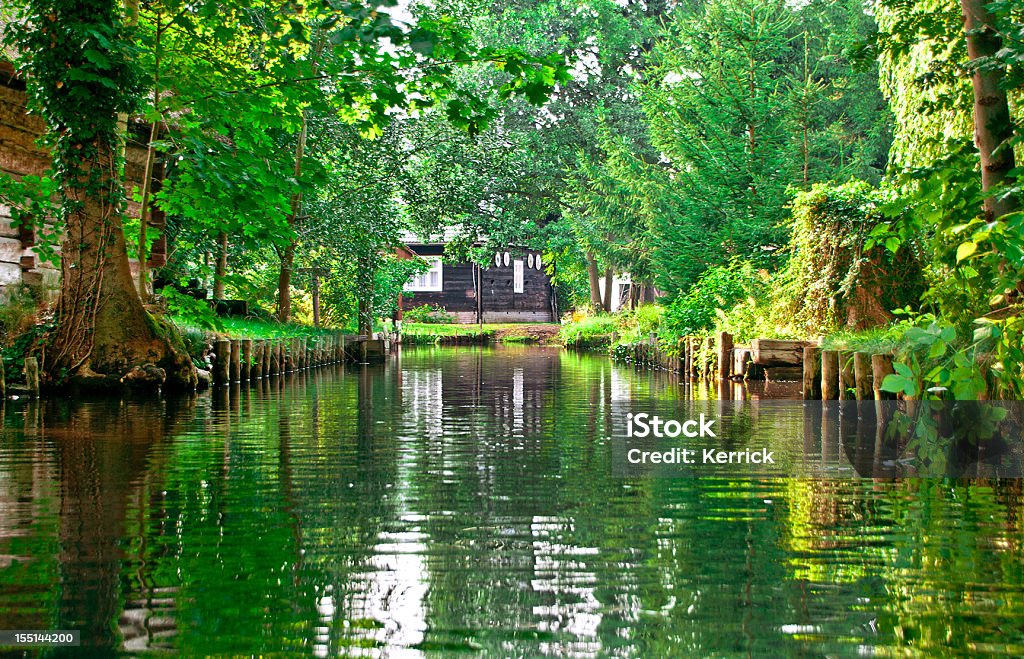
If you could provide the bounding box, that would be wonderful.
[0,347,1023,656]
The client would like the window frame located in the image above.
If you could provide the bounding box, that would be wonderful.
[404,256,444,292]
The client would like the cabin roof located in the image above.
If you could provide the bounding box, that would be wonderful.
[399,228,474,245]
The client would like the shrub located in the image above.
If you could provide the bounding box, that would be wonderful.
[662,262,761,338]
[559,314,620,349]
[782,181,923,333]
[404,304,454,324]
[0,286,41,345]
[633,304,663,336]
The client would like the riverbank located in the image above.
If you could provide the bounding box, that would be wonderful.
[401,322,561,345]
[0,314,386,397]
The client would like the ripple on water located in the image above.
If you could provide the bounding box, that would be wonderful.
[0,348,1023,656]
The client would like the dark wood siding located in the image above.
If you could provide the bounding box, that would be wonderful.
[400,246,554,323]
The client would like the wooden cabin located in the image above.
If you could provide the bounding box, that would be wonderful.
[399,237,557,324]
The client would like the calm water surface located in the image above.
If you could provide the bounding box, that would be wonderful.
[1,346,1023,656]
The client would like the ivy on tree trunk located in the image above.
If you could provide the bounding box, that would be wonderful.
[11,0,195,388]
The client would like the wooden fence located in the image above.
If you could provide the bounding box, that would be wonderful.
[617,333,899,401]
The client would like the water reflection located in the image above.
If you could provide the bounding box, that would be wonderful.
[0,346,1023,656]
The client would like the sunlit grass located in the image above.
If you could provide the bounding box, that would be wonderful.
[170,315,352,339]
[821,325,909,353]
[402,322,556,337]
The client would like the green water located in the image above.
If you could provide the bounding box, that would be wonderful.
[1,346,1023,656]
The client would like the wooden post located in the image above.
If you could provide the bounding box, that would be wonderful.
[871,354,896,400]
[249,340,261,381]
[853,352,872,401]
[214,338,230,385]
[262,340,272,378]
[0,355,5,399]
[690,337,701,379]
[241,339,252,381]
[802,346,821,400]
[821,350,839,400]
[269,340,280,376]
[684,337,692,379]
[717,331,733,380]
[838,352,856,401]
[24,356,39,396]
[229,339,241,382]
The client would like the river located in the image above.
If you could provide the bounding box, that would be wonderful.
[1,346,1023,656]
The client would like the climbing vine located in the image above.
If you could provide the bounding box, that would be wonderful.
[4,0,145,374]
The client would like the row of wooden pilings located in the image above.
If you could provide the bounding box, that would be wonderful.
[0,355,41,398]
[210,334,351,386]
[624,332,899,401]
[798,347,896,401]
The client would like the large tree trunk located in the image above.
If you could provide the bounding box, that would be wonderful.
[311,272,321,329]
[28,0,194,390]
[356,253,375,335]
[277,114,308,323]
[49,147,194,389]
[960,0,1017,221]
[213,231,228,299]
[603,267,613,312]
[586,251,603,311]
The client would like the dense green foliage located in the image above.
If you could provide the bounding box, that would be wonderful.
[2,0,1022,396]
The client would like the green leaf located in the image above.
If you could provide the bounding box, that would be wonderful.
[956,241,977,262]
[83,49,110,69]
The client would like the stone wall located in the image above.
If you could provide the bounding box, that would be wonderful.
[0,60,165,301]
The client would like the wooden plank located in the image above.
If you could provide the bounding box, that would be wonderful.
[802,346,821,399]
[751,339,811,366]
[871,354,895,401]
[766,366,803,382]
[0,215,20,239]
[229,340,241,382]
[821,350,839,400]
[717,332,733,380]
[732,347,750,380]
[0,261,20,286]
[853,352,873,401]
[838,352,856,401]
[0,236,22,263]
[24,356,39,396]
[213,339,230,385]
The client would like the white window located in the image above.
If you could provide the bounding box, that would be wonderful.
[405,257,443,292]
[513,259,524,293]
